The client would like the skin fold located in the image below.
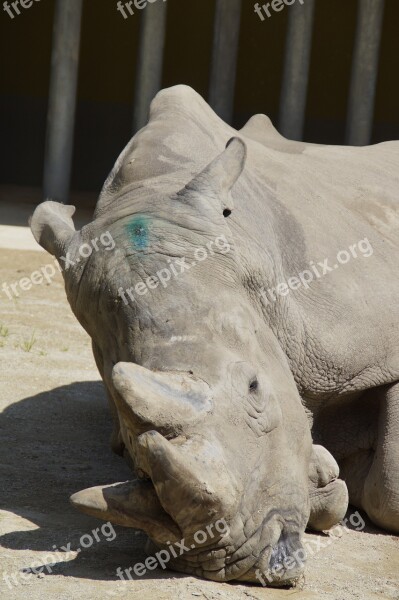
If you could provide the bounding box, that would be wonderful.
[31,85,399,584]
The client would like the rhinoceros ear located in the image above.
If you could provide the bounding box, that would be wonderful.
[180,137,247,212]
[30,200,77,258]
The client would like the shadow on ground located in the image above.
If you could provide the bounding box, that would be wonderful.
[0,381,183,582]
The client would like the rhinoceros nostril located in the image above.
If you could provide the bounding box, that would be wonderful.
[269,531,304,578]
[270,536,289,568]
[249,378,259,392]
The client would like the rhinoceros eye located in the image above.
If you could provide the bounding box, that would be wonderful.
[249,378,259,393]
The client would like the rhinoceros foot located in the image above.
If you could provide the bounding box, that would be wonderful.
[308,445,349,531]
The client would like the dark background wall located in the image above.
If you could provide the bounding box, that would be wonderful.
[1,0,399,194]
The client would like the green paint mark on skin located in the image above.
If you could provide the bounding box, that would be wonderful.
[126,216,149,249]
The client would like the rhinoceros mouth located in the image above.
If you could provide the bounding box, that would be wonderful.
[218,513,305,584]
[156,516,305,585]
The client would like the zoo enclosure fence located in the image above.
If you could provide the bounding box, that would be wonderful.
[43,0,385,204]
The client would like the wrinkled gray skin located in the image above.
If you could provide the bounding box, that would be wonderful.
[31,86,399,585]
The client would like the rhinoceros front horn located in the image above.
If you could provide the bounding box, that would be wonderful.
[70,479,182,543]
[30,200,77,258]
[112,362,212,432]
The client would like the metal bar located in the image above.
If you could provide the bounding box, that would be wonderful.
[209,0,242,124]
[279,0,315,141]
[133,0,168,133]
[43,0,83,203]
[346,0,385,146]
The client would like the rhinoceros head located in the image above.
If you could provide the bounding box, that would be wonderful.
[31,101,315,584]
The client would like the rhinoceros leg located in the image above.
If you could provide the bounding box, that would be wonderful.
[360,382,399,533]
[307,445,349,531]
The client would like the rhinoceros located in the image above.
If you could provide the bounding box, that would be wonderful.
[31,85,399,586]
